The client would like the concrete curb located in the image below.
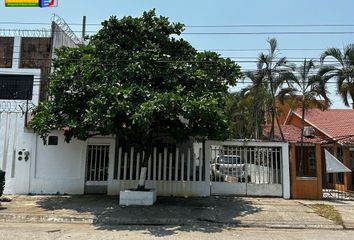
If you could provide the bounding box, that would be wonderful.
[0,213,96,224]
[0,213,344,230]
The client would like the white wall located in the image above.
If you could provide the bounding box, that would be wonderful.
[0,36,41,194]
[0,113,25,194]
[0,35,87,195]
[30,132,87,194]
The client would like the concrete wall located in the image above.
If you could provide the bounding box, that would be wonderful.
[0,36,42,194]
[2,127,116,195]
[51,23,78,52]
[30,132,87,194]
[0,37,14,68]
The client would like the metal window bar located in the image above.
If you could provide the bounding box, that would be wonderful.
[86,145,109,182]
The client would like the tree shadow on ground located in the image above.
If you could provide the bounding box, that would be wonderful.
[35,195,261,237]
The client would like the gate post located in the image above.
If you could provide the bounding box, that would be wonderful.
[343,147,351,191]
[282,142,290,199]
[316,143,323,199]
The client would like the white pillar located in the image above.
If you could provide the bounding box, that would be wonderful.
[12,36,21,69]
[282,142,291,199]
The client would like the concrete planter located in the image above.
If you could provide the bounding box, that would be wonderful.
[119,189,157,206]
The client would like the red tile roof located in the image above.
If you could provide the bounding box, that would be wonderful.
[291,108,354,139]
[263,125,324,143]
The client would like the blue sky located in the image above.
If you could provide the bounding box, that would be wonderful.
[1,0,354,108]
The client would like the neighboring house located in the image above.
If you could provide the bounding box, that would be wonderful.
[0,17,80,195]
[266,95,327,126]
[264,106,354,199]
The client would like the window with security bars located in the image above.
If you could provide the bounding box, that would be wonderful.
[0,74,34,100]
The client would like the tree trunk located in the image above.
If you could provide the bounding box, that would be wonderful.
[275,108,285,141]
[298,99,306,176]
[270,82,284,141]
[350,91,354,109]
[269,85,276,140]
[137,139,153,190]
[253,97,259,139]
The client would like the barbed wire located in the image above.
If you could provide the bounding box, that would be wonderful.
[51,14,83,45]
[0,100,35,113]
[0,28,51,37]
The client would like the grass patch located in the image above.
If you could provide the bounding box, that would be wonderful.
[309,204,343,225]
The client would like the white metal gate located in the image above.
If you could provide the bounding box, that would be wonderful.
[85,144,110,194]
[208,141,289,197]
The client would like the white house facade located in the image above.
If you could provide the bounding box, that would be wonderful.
[0,20,291,199]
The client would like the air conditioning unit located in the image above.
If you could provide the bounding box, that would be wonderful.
[304,126,315,138]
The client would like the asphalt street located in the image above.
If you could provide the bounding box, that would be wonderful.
[0,223,353,240]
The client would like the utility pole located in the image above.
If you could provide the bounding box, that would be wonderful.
[82,16,87,42]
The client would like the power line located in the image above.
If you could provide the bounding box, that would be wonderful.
[3,22,354,28]
[204,48,327,52]
[0,57,345,63]
[5,48,333,53]
[0,64,346,85]
[185,24,354,28]
[0,55,344,60]
[5,28,354,35]
[182,31,354,35]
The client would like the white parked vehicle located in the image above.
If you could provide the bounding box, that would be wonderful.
[211,155,250,182]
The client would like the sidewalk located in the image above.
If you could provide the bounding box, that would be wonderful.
[0,195,345,230]
[299,199,354,229]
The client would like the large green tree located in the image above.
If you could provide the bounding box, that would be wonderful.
[320,44,354,107]
[30,10,241,189]
[225,90,267,140]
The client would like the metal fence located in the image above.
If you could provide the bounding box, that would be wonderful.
[114,146,204,182]
[111,145,210,197]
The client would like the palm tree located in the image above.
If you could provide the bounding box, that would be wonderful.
[242,70,269,139]
[320,44,354,107]
[257,38,290,140]
[278,59,330,175]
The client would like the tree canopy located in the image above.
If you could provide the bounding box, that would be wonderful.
[30,10,241,150]
[320,44,354,107]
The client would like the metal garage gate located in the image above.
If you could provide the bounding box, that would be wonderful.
[207,141,289,197]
